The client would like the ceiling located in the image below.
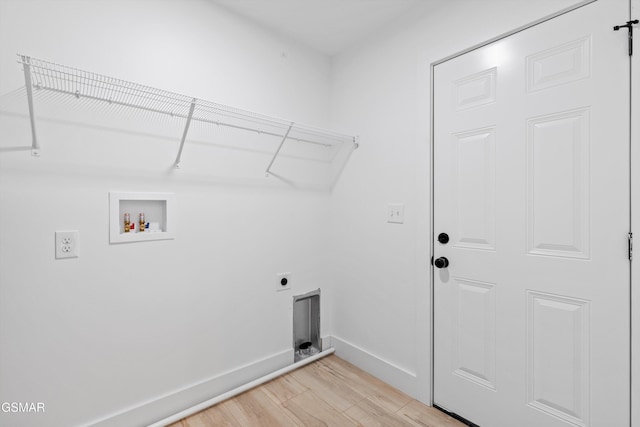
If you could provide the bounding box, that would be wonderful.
[209,0,433,56]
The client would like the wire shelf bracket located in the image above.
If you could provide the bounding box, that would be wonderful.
[265,122,294,177]
[21,56,40,157]
[16,54,359,173]
[174,98,197,169]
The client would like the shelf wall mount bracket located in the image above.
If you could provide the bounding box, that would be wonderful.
[265,122,294,177]
[174,98,197,169]
[21,56,40,157]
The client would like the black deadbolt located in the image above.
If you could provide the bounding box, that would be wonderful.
[438,233,450,244]
[434,257,449,269]
[281,277,288,286]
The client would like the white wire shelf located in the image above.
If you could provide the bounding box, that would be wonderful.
[16,54,358,171]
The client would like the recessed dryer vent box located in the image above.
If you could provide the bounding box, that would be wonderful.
[293,289,320,362]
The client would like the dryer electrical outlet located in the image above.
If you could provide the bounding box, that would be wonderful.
[55,231,79,259]
[276,272,291,292]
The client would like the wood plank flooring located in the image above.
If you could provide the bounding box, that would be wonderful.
[168,355,465,427]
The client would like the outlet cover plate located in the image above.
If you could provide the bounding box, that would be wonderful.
[55,230,79,259]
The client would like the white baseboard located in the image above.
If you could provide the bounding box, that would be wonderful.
[86,349,294,427]
[149,349,335,427]
[330,335,418,397]
[86,338,418,426]
[321,335,332,351]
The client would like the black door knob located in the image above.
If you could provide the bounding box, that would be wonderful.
[438,233,449,244]
[434,257,449,269]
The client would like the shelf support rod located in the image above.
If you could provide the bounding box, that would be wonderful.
[174,98,197,169]
[266,123,294,176]
[22,57,39,157]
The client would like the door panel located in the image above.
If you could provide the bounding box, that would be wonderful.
[453,278,496,391]
[526,291,590,425]
[525,36,591,93]
[452,127,496,250]
[433,1,630,426]
[526,108,590,258]
[454,67,497,110]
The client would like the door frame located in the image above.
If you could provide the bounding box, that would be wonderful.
[631,2,640,426]
[428,1,636,425]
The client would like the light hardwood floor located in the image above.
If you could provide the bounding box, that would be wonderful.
[168,355,466,427]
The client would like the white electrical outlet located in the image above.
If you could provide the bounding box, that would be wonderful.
[276,272,291,292]
[55,231,79,259]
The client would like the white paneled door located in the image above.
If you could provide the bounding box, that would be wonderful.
[433,1,631,426]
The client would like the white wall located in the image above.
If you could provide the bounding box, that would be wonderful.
[328,0,585,402]
[0,1,336,426]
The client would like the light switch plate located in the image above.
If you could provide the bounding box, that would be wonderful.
[387,204,404,224]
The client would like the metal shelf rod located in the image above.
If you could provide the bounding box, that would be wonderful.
[30,85,188,118]
[26,85,348,147]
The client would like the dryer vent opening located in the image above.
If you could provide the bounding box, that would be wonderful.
[293,289,320,362]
